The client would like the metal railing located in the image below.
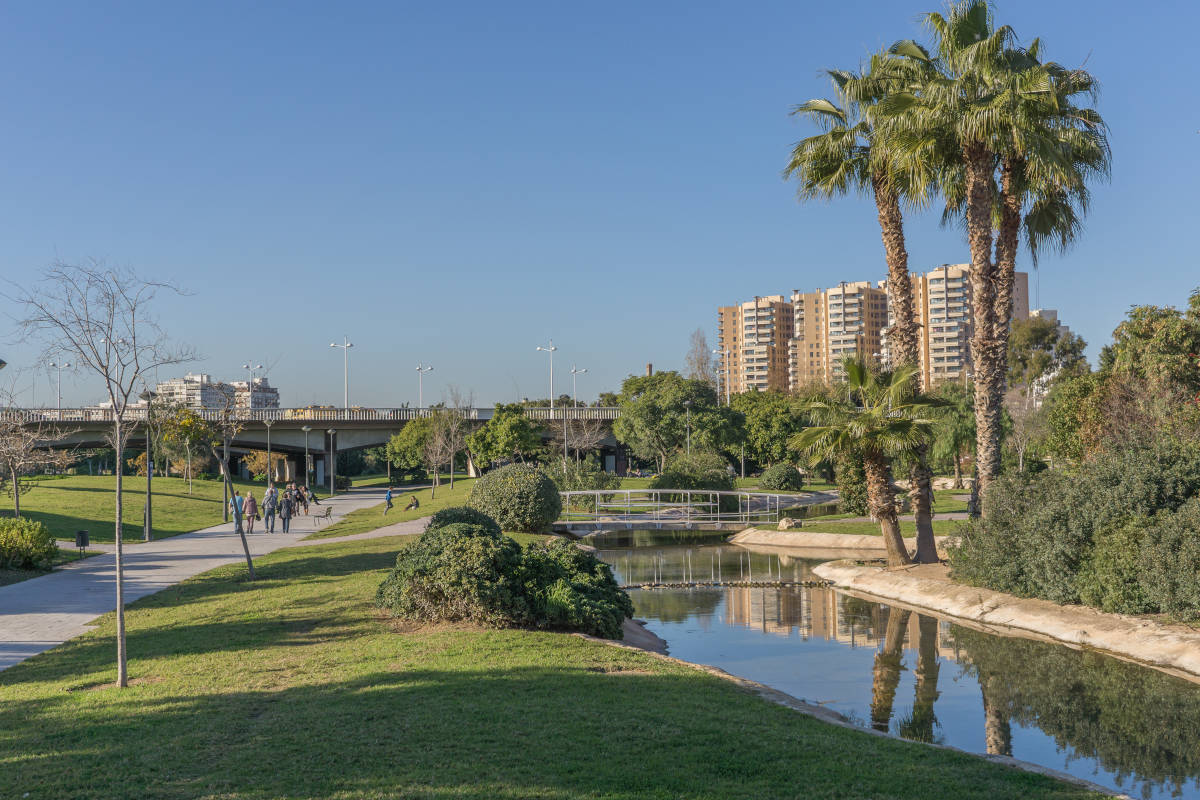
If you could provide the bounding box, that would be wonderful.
[0,406,622,425]
[558,489,792,528]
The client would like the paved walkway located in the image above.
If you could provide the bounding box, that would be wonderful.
[0,487,411,672]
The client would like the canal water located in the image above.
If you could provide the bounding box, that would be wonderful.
[591,530,1200,800]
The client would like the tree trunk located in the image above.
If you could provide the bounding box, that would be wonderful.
[873,175,920,373]
[963,142,1003,504]
[213,444,255,580]
[981,675,1013,757]
[953,451,963,490]
[870,607,910,732]
[10,467,20,517]
[993,157,1023,377]
[864,453,912,567]
[908,614,941,743]
[909,446,938,564]
[113,421,128,688]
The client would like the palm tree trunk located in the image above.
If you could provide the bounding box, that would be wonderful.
[910,447,938,563]
[870,607,911,732]
[963,142,1003,503]
[909,614,941,743]
[981,675,1013,757]
[993,157,1023,356]
[865,453,912,567]
[113,420,128,688]
[953,451,963,490]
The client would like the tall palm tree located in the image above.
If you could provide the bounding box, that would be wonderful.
[791,359,941,567]
[870,607,911,733]
[785,55,942,562]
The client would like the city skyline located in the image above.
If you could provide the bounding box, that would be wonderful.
[1,1,1195,406]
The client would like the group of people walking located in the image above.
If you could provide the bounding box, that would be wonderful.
[228,483,320,534]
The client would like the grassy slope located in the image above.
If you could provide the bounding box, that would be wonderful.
[0,534,1097,800]
[0,475,268,543]
[304,478,476,540]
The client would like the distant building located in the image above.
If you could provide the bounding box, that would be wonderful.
[152,373,280,409]
[231,378,280,410]
[716,295,794,395]
[790,280,889,389]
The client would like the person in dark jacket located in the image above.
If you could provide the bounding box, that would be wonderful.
[279,490,294,533]
[263,485,278,533]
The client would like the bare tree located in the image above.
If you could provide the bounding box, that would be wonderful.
[1005,389,1047,474]
[685,328,717,388]
[15,261,194,688]
[0,396,74,516]
[546,416,606,463]
[422,409,457,499]
[444,387,473,489]
[204,384,256,580]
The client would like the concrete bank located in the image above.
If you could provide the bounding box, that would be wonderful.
[730,528,950,552]
[813,560,1200,682]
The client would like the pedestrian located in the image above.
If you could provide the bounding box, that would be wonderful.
[308,485,321,505]
[404,495,419,511]
[300,485,310,515]
[384,486,394,516]
[279,489,294,533]
[230,490,245,534]
[263,484,278,533]
[244,492,259,534]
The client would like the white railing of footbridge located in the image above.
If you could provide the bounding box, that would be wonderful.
[0,407,622,424]
[558,489,793,528]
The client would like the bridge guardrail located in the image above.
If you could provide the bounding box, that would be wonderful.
[0,406,622,425]
[558,489,794,528]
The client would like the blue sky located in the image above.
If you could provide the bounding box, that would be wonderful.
[1,1,1196,408]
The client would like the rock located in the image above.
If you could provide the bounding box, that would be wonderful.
[777,517,800,531]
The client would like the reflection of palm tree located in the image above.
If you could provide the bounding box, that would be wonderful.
[870,608,911,732]
[899,614,941,742]
[981,675,1013,757]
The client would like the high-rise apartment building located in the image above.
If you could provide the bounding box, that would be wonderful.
[716,295,794,395]
[231,377,281,410]
[788,281,889,389]
[153,373,281,410]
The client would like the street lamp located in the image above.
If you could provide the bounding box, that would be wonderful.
[48,361,72,414]
[711,348,730,406]
[330,337,353,409]
[242,362,263,417]
[326,428,337,494]
[682,399,693,457]
[570,365,587,406]
[568,365,587,461]
[139,388,156,542]
[537,341,561,461]
[416,363,434,409]
[264,418,275,485]
[302,425,312,488]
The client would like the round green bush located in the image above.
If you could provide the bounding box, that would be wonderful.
[520,538,633,639]
[650,452,736,510]
[759,463,804,492]
[0,517,58,570]
[1140,498,1200,621]
[375,522,530,627]
[468,464,562,532]
[424,506,501,536]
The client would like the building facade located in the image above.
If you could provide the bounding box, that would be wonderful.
[788,281,889,388]
[153,373,280,410]
[231,377,281,410]
[716,295,794,395]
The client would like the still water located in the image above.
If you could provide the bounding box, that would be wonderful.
[591,531,1200,800]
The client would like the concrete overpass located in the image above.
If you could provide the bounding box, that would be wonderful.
[2,406,623,486]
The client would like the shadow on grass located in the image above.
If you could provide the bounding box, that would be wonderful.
[0,662,1095,800]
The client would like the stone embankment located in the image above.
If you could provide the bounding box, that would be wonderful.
[729,528,950,552]
[814,560,1200,682]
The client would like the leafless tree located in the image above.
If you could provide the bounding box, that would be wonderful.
[15,261,194,688]
[422,408,458,499]
[685,328,717,388]
[0,392,75,516]
[204,384,256,580]
[1005,389,1047,474]
[546,416,606,463]
[444,387,473,488]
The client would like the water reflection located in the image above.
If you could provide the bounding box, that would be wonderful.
[600,539,1200,800]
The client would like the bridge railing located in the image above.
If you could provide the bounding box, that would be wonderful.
[0,406,622,425]
[558,489,793,528]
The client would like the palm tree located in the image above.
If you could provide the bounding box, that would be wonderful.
[791,359,941,567]
[870,607,911,732]
[785,55,941,562]
[932,380,975,489]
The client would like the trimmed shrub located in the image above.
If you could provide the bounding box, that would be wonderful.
[650,452,736,510]
[1140,499,1200,621]
[834,453,869,516]
[424,506,501,537]
[759,463,804,492]
[468,464,561,532]
[0,517,58,570]
[1077,519,1153,614]
[375,522,530,627]
[520,538,633,639]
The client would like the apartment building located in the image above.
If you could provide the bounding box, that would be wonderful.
[231,377,281,410]
[153,373,280,410]
[716,295,794,395]
[789,281,889,388]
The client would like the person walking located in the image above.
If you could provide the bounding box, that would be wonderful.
[263,485,278,533]
[279,489,294,533]
[299,485,310,516]
[244,492,259,534]
[230,490,245,534]
[383,486,394,516]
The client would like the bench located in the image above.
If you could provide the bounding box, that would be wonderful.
[312,506,334,527]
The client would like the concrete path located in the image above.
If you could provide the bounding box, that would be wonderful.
[0,487,398,672]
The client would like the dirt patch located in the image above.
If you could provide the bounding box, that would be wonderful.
[585,665,654,676]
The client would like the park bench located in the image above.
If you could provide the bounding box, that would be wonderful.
[312,506,334,527]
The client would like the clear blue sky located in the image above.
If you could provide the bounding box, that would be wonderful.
[1,0,1196,408]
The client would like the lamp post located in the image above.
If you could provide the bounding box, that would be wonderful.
[264,418,275,484]
[416,363,433,409]
[302,425,312,488]
[326,428,337,494]
[242,362,263,418]
[537,341,560,461]
[330,337,353,409]
[683,399,693,457]
[139,388,156,542]
[711,348,730,406]
[568,365,587,462]
[48,361,72,415]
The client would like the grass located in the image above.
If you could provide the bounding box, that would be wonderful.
[0,475,270,543]
[0,533,1100,799]
[797,518,968,537]
[0,548,105,587]
[304,478,477,540]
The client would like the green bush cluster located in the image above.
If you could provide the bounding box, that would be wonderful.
[948,440,1200,616]
[834,453,869,516]
[0,517,58,570]
[759,463,804,492]
[376,516,631,638]
[468,464,561,532]
[650,452,736,510]
[424,506,502,536]
[539,462,621,512]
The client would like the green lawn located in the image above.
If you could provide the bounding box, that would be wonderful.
[0,533,1099,799]
[799,518,968,536]
[0,548,105,588]
[0,475,270,543]
[304,478,477,540]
